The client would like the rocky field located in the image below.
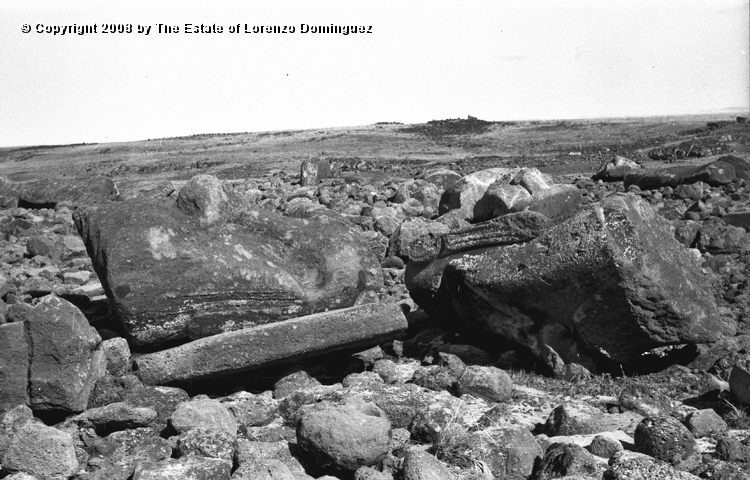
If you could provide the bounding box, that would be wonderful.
[1,115,750,479]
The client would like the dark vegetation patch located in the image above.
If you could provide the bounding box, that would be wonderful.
[401,117,497,138]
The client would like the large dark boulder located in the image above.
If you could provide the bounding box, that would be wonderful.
[26,295,106,412]
[407,194,732,369]
[74,175,383,346]
[0,176,119,209]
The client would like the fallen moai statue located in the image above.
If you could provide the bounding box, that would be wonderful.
[623,155,750,189]
[74,174,383,347]
[133,302,407,385]
[407,193,735,371]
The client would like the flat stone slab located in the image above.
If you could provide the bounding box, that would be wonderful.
[133,302,407,385]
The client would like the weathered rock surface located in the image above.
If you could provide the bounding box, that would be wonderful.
[401,448,453,480]
[2,422,78,479]
[74,174,383,346]
[132,456,231,480]
[439,167,575,224]
[0,322,29,413]
[402,210,551,263]
[407,194,731,368]
[532,442,607,480]
[438,168,523,222]
[0,405,33,460]
[169,398,237,436]
[296,400,392,474]
[0,175,120,208]
[25,295,106,412]
[624,156,750,190]
[133,302,407,385]
[593,155,641,181]
[634,415,697,465]
[455,365,513,402]
[299,157,330,186]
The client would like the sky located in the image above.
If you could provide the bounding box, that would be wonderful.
[0,0,748,148]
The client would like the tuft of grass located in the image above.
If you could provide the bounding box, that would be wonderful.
[507,369,626,398]
[429,405,494,479]
[718,397,750,429]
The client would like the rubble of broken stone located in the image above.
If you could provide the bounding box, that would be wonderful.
[3,154,750,478]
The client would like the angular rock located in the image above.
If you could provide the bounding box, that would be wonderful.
[401,448,453,480]
[390,218,450,262]
[2,422,78,479]
[124,385,189,426]
[411,366,457,393]
[605,451,700,480]
[728,364,750,406]
[624,155,750,190]
[343,371,385,388]
[133,302,407,385]
[407,396,467,444]
[26,235,64,262]
[296,400,391,474]
[455,365,512,402]
[273,370,322,399]
[545,402,606,437]
[300,157,330,186]
[86,428,172,480]
[73,174,382,346]
[473,183,531,221]
[587,434,624,459]
[232,459,297,480]
[0,405,33,460]
[0,322,29,413]
[532,442,606,480]
[175,428,237,462]
[25,295,105,412]
[696,217,750,254]
[634,415,697,465]
[132,456,231,480]
[354,466,393,480]
[438,168,522,222]
[82,402,158,432]
[220,391,278,430]
[593,155,641,181]
[684,409,727,438]
[101,337,131,376]
[234,439,309,477]
[447,426,542,479]
[715,435,750,462]
[510,184,583,222]
[169,398,237,436]
[88,374,143,409]
[511,167,552,193]
[407,194,731,367]
[722,211,750,230]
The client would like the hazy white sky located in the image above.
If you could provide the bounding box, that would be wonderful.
[1,0,748,147]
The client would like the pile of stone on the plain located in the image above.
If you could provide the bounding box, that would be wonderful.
[2,153,750,478]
